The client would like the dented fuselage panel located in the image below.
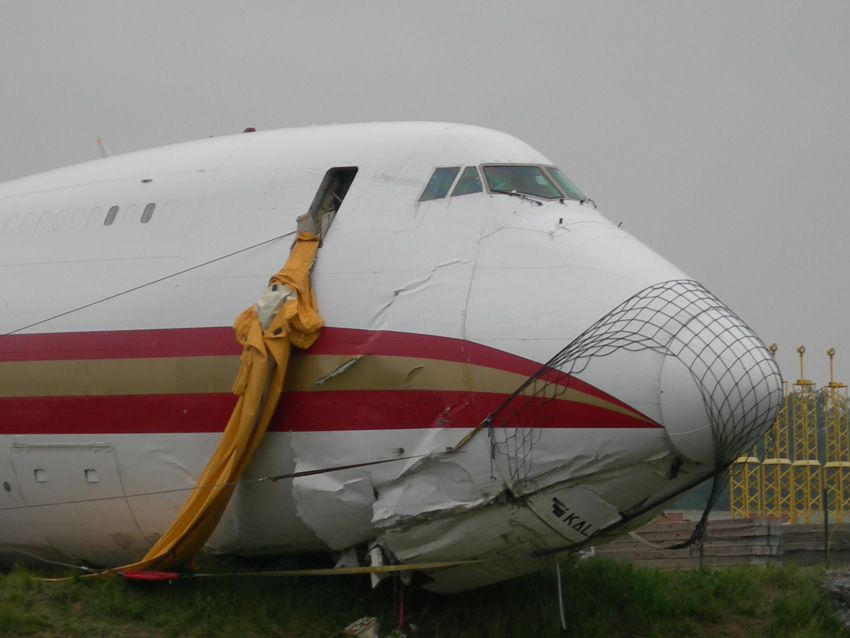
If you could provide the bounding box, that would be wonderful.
[0,122,781,591]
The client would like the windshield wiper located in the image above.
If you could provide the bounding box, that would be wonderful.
[494,190,544,206]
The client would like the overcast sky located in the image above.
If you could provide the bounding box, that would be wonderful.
[1,1,848,384]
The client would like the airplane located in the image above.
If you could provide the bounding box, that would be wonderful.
[0,122,783,593]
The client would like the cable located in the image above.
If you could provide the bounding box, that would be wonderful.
[3,548,100,573]
[0,453,429,513]
[2,230,296,337]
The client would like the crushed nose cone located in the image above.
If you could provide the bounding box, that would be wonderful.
[495,279,783,470]
[657,288,783,466]
[660,355,714,464]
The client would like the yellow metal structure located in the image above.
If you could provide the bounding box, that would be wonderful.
[729,445,762,519]
[823,349,850,522]
[761,373,792,518]
[790,346,822,523]
[730,346,850,524]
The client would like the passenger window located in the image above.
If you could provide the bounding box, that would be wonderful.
[141,203,156,223]
[420,167,460,201]
[451,167,482,196]
[104,206,119,226]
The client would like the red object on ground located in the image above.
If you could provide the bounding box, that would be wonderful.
[121,571,181,581]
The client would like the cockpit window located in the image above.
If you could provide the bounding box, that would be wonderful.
[546,167,585,201]
[482,165,563,199]
[420,167,460,201]
[422,164,581,202]
[451,166,482,196]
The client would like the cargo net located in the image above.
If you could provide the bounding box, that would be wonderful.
[486,279,782,542]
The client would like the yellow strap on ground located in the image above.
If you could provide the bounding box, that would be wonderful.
[189,559,487,578]
[37,559,487,583]
[113,231,323,575]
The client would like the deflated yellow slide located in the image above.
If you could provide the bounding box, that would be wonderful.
[120,231,323,573]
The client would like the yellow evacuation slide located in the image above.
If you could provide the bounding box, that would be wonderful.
[120,231,323,574]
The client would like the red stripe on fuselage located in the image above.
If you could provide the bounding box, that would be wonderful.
[0,327,539,373]
[0,327,661,434]
[0,389,659,435]
[0,327,239,361]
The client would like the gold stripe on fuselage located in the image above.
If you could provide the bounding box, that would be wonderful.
[0,353,651,423]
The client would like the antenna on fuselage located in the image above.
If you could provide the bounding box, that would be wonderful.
[96,138,111,158]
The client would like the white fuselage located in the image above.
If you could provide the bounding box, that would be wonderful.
[0,123,781,591]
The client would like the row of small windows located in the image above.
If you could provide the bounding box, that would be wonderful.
[105,202,156,225]
[1,202,173,235]
[420,164,585,202]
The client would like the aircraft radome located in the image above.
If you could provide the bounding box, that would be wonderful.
[0,122,782,592]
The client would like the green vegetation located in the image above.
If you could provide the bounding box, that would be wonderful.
[0,556,842,637]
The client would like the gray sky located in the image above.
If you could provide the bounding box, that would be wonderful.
[2,1,849,385]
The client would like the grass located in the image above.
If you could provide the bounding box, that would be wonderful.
[0,556,843,637]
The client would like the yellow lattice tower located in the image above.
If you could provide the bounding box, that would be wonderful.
[790,346,822,523]
[760,344,792,519]
[729,443,762,519]
[823,348,850,522]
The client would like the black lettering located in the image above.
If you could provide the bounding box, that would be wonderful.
[551,497,567,519]
[550,497,595,537]
[562,512,579,526]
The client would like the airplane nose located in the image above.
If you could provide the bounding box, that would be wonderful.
[656,284,783,466]
[486,279,782,484]
[529,279,783,467]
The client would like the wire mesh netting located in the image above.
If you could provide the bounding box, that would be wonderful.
[486,279,782,487]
